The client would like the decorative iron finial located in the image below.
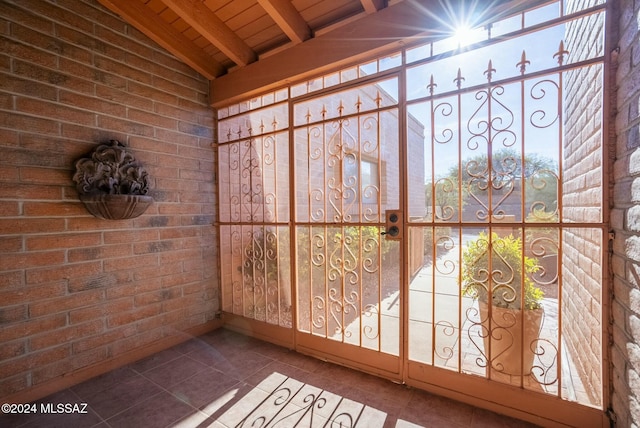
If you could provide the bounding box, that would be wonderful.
[553,40,569,66]
[375,91,383,108]
[338,101,344,116]
[517,50,530,75]
[427,75,437,95]
[272,116,278,131]
[259,119,265,134]
[454,68,465,89]
[484,60,496,83]
[306,108,312,124]
[355,95,362,112]
[321,105,327,119]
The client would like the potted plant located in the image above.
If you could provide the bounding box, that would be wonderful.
[462,231,544,375]
[73,140,153,220]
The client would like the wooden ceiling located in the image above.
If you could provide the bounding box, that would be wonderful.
[98,0,391,80]
[97,0,544,106]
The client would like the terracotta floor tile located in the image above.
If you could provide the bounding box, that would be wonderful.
[3,328,543,428]
[104,390,194,428]
[142,354,209,389]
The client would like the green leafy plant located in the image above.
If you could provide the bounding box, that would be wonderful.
[462,232,543,310]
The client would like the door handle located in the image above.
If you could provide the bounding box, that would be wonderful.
[381,226,400,237]
[382,210,403,240]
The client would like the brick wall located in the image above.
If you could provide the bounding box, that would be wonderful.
[611,0,640,425]
[0,0,218,401]
[560,0,606,407]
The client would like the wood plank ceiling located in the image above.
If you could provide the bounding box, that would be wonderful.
[97,0,545,106]
[97,0,390,80]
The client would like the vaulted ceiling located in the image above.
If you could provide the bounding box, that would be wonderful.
[98,0,391,80]
[97,0,545,106]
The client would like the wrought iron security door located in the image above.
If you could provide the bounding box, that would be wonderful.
[217,1,608,424]
[293,77,403,375]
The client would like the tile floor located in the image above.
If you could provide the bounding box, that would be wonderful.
[1,328,539,428]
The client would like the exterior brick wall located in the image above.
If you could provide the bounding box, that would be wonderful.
[0,0,218,400]
[612,0,640,425]
[561,0,606,407]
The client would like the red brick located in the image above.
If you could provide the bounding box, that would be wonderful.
[128,136,177,155]
[68,297,134,324]
[17,0,93,33]
[59,89,127,117]
[72,325,136,353]
[25,232,102,251]
[103,253,158,273]
[0,313,67,343]
[110,329,164,358]
[0,236,22,252]
[162,270,202,288]
[0,250,65,271]
[26,261,102,285]
[56,0,126,32]
[30,319,104,351]
[0,218,66,236]
[0,110,60,136]
[179,168,213,182]
[19,166,71,185]
[0,37,57,69]
[0,73,57,101]
[162,295,204,313]
[0,201,19,216]
[29,289,105,318]
[13,60,94,95]
[0,2,53,34]
[0,183,63,201]
[23,201,85,217]
[0,271,24,289]
[0,374,29,397]
[68,243,132,263]
[106,303,161,328]
[128,81,177,105]
[97,115,154,137]
[16,98,96,126]
[0,305,27,323]
[96,84,152,111]
[0,340,26,360]
[127,108,178,130]
[178,144,213,160]
[65,216,134,232]
[0,129,19,147]
[155,129,199,147]
[94,55,152,85]
[32,347,108,386]
[94,25,153,59]
[132,215,182,228]
[102,229,159,245]
[60,123,126,145]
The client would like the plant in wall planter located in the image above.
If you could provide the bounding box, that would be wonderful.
[462,231,544,376]
[73,140,153,220]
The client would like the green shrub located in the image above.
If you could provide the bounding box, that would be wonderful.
[462,232,543,310]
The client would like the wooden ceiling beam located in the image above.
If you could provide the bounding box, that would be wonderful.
[162,0,257,66]
[360,0,386,14]
[210,0,552,106]
[257,0,311,44]
[97,0,225,79]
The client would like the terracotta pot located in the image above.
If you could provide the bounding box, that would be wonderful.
[79,194,153,220]
[479,302,543,376]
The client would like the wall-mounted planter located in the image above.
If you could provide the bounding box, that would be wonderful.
[79,194,154,220]
[73,140,153,220]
